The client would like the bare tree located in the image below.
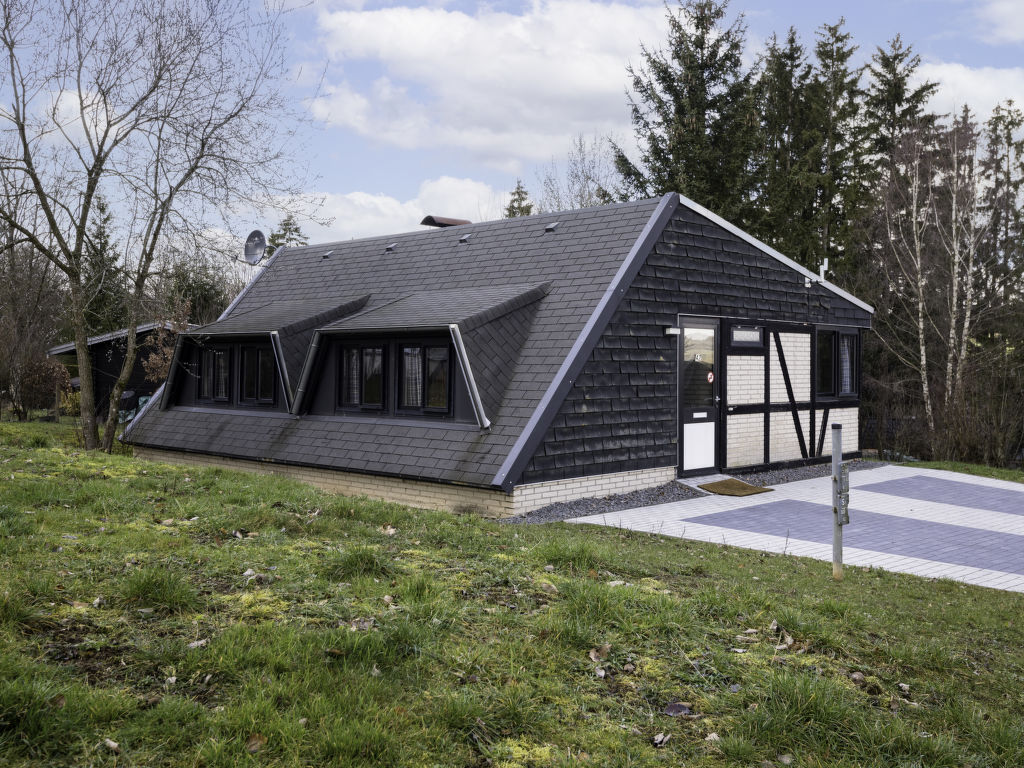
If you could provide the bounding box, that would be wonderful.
[536,134,616,213]
[0,0,305,449]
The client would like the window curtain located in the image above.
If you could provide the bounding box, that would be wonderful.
[402,347,423,407]
[839,336,853,394]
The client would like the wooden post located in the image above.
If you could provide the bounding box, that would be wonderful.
[831,424,843,581]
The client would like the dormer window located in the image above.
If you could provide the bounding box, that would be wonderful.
[199,347,230,402]
[336,339,451,416]
[240,346,276,405]
[338,344,385,409]
[399,344,450,411]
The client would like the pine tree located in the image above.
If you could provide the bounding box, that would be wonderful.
[82,196,129,334]
[611,0,760,227]
[504,179,534,217]
[753,28,821,267]
[811,18,869,277]
[863,35,938,176]
[267,214,308,256]
[980,101,1024,309]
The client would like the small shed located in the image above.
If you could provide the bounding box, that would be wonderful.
[123,194,872,516]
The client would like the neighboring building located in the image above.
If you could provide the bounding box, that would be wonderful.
[48,323,182,421]
[122,194,872,516]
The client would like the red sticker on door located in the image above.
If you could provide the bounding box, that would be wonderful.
[707,371,714,384]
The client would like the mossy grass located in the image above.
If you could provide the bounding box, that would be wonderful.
[0,421,1022,766]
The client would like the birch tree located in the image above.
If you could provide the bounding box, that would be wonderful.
[0,0,303,450]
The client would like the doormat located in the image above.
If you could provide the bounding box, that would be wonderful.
[698,478,773,497]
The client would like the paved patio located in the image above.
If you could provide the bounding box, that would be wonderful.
[568,464,1024,592]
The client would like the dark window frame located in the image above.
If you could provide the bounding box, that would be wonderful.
[335,337,453,418]
[337,342,387,411]
[397,342,451,415]
[728,324,765,352]
[239,345,277,406]
[815,329,859,400]
[198,345,231,403]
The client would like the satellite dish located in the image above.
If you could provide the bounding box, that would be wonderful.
[243,230,267,265]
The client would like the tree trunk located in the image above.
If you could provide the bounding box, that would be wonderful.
[69,283,100,449]
[100,319,139,453]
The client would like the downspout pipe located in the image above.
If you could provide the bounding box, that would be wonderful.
[269,331,292,411]
[290,330,321,415]
[449,323,490,431]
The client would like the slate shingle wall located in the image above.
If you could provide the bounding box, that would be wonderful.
[518,204,871,484]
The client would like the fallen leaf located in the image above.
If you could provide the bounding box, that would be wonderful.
[623,662,636,673]
[898,682,911,694]
[607,580,627,587]
[380,524,397,536]
[730,648,747,654]
[49,694,66,709]
[543,564,555,572]
[663,701,692,717]
[744,628,758,634]
[540,582,558,594]
[187,638,208,649]
[371,665,381,677]
[103,738,120,754]
[778,753,794,765]
[244,733,266,753]
[705,732,721,743]
[92,596,106,608]
[383,594,394,605]
[587,644,611,662]
[165,676,176,686]
[652,733,671,748]
[71,601,90,609]
[595,667,606,679]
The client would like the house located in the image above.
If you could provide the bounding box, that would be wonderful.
[47,322,185,421]
[122,194,872,516]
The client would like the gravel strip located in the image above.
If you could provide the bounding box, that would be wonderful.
[503,460,888,525]
[499,481,705,525]
[736,459,885,489]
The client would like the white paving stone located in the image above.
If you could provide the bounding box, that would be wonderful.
[569,464,1024,593]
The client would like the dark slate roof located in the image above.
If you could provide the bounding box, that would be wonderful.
[190,297,367,337]
[126,196,669,488]
[186,296,371,387]
[321,284,549,333]
[47,322,170,356]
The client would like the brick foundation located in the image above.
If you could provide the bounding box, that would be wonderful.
[132,447,676,518]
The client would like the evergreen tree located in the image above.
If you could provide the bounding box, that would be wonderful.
[267,213,308,257]
[504,179,534,217]
[611,0,760,227]
[811,19,868,277]
[863,35,938,175]
[82,196,129,334]
[980,100,1024,306]
[753,28,821,267]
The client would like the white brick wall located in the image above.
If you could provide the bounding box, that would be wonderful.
[815,407,859,455]
[769,332,811,403]
[133,447,676,518]
[726,413,763,467]
[726,355,764,405]
[769,409,814,463]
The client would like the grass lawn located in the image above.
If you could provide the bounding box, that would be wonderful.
[2,423,1023,767]
[908,460,1024,485]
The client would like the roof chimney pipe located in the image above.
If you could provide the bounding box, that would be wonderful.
[420,215,471,228]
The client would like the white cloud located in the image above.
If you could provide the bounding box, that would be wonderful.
[301,175,504,241]
[975,0,1024,44]
[916,61,1024,120]
[310,1,666,167]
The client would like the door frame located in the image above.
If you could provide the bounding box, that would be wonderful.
[677,315,722,477]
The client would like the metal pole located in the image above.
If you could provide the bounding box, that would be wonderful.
[831,424,843,581]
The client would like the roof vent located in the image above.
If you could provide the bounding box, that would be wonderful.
[321,250,333,259]
[385,243,398,252]
[421,215,471,228]
[544,221,560,233]
[459,233,472,244]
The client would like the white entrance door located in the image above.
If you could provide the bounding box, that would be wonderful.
[679,319,719,473]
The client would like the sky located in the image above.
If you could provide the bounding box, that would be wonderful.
[274,0,1024,244]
